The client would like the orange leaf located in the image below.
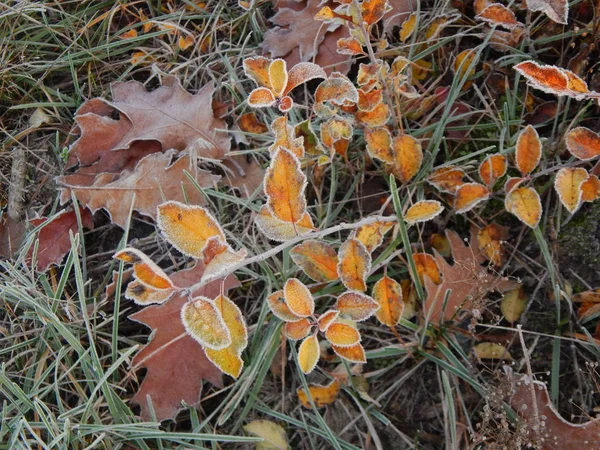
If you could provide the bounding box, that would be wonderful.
[565,127,600,161]
[181,297,231,350]
[265,147,307,224]
[267,290,303,322]
[314,74,358,117]
[454,183,490,213]
[243,56,271,88]
[125,280,174,306]
[318,310,340,332]
[284,318,313,340]
[278,95,293,112]
[504,176,526,193]
[201,240,247,281]
[325,320,361,347]
[284,278,315,317]
[337,239,371,292]
[290,240,339,282]
[581,174,600,202]
[476,4,520,29]
[321,118,353,156]
[331,342,366,363]
[361,0,390,26]
[157,201,225,259]
[427,166,466,193]
[400,13,416,42]
[515,125,542,175]
[178,34,194,51]
[298,334,319,374]
[476,223,508,266]
[297,379,341,408]
[372,276,404,327]
[204,294,248,378]
[554,167,588,213]
[336,291,379,321]
[514,61,589,99]
[114,248,174,290]
[505,186,542,228]
[353,220,394,253]
[239,112,268,134]
[479,154,507,187]
[337,37,364,55]
[355,102,390,128]
[248,87,276,108]
[413,253,441,284]
[404,200,444,224]
[358,89,383,112]
[255,206,315,242]
[365,127,393,163]
[391,134,423,183]
[269,116,305,158]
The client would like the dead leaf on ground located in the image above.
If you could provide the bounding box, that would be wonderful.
[129,262,240,421]
[423,230,518,324]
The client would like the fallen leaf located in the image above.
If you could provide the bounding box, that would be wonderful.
[515,125,542,176]
[476,223,509,266]
[508,373,600,449]
[337,238,371,292]
[59,151,219,229]
[525,0,568,24]
[565,127,600,161]
[129,263,240,421]
[244,420,289,450]
[404,200,444,224]
[514,61,590,100]
[554,167,588,213]
[28,208,94,272]
[505,186,542,228]
[423,230,518,324]
[297,379,341,408]
[290,240,339,282]
[500,287,528,323]
[473,342,512,360]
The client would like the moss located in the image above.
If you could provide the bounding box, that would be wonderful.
[558,202,600,288]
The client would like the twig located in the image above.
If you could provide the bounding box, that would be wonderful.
[8,145,27,220]
[182,215,398,295]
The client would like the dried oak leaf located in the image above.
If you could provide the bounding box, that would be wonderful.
[28,208,94,272]
[58,150,220,228]
[129,262,240,421]
[423,230,518,324]
[509,373,600,449]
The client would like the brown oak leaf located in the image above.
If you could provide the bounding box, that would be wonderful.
[28,208,94,272]
[129,262,240,421]
[423,230,518,324]
[58,150,220,228]
[509,373,600,449]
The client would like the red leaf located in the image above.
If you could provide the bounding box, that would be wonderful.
[129,263,240,421]
[28,208,94,272]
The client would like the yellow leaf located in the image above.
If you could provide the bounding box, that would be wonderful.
[364,127,393,163]
[337,239,371,292]
[298,334,319,374]
[505,186,542,228]
[284,278,315,318]
[265,148,307,224]
[477,223,508,266]
[391,134,423,183]
[244,420,289,450]
[475,4,520,30]
[361,0,390,26]
[297,379,341,408]
[473,342,513,360]
[268,59,288,97]
[181,296,231,350]
[500,287,528,323]
[204,294,248,378]
[267,290,303,322]
[355,102,390,128]
[326,320,360,347]
[124,280,174,305]
[372,276,404,327]
[353,220,394,253]
[400,13,417,42]
[554,167,588,213]
[453,50,477,89]
[157,201,225,259]
[515,125,542,175]
[405,200,444,224]
[120,29,138,39]
[290,240,339,282]
[255,206,315,242]
[335,291,379,321]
